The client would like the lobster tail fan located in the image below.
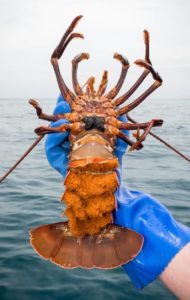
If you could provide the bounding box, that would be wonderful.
[30,222,143,269]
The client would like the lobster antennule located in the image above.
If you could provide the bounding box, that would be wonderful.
[54,32,84,61]
[51,15,84,104]
[51,15,83,59]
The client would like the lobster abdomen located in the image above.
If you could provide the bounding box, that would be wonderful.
[63,156,118,237]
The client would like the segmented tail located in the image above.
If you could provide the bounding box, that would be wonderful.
[30,156,143,269]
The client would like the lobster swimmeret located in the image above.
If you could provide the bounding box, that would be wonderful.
[29,16,163,269]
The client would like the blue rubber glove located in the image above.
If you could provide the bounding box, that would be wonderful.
[114,186,190,288]
[45,96,190,289]
[45,96,71,176]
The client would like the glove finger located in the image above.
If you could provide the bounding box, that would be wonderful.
[45,141,69,176]
[46,119,70,147]
[53,99,71,115]
[56,94,65,104]
[45,119,70,176]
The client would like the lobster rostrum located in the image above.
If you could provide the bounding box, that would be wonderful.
[28,15,164,269]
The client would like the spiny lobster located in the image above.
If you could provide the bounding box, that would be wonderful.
[28,15,163,269]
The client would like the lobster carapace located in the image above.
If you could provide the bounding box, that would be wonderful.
[29,15,163,269]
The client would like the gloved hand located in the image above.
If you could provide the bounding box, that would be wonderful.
[45,95,190,289]
[114,186,190,288]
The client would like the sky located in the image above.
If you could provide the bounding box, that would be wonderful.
[0,0,190,99]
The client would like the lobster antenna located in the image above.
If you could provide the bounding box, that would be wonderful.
[0,135,44,183]
[127,114,190,163]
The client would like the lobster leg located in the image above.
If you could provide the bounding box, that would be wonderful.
[116,131,143,149]
[72,53,89,95]
[113,69,150,106]
[105,125,143,149]
[97,71,108,96]
[117,61,162,116]
[129,119,164,151]
[117,131,140,147]
[29,99,83,123]
[34,124,70,136]
[86,77,96,97]
[34,122,84,136]
[112,119,162,150]
[29,99,58,122]
[119,119,163,130]
[117,80,162,116]
[105,53,129,99]
[51,16,84,104]
[113,30,153,106]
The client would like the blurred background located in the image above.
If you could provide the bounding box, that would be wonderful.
[0,0,190,100]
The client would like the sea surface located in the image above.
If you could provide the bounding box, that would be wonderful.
[0,98,190,300]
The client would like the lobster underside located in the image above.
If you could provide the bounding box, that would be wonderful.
[30,146,144,268]
[29,15,164,269]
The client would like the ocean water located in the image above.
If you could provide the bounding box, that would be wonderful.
[0,98,190,300]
